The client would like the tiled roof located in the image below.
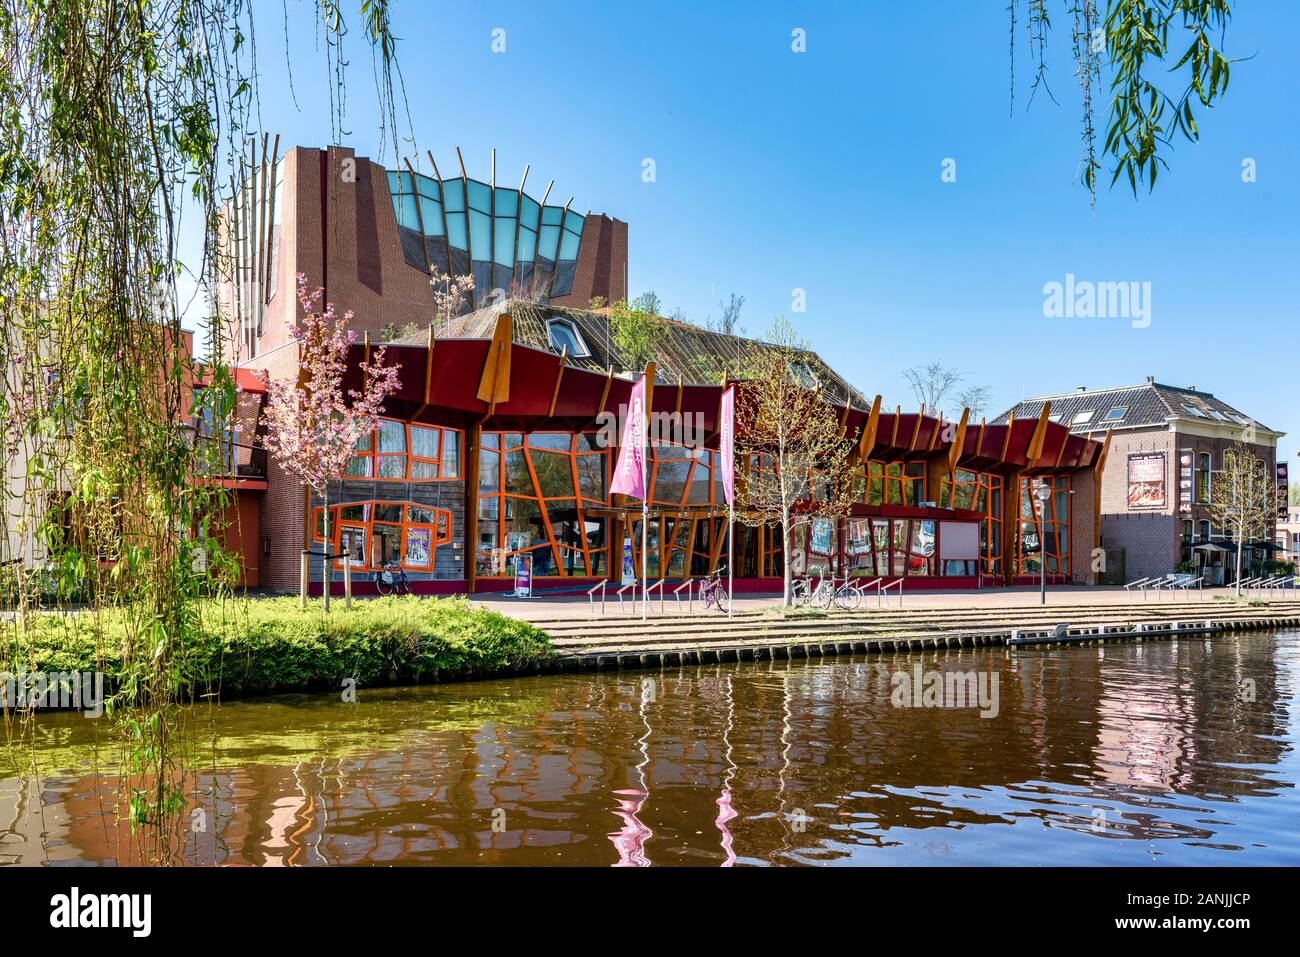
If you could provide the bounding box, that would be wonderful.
[992,380,1271,434]
[398,298,869,409]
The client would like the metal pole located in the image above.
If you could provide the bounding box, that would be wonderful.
[641,417,648,620]
[728,500,734,618]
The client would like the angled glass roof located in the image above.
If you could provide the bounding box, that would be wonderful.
[386,169,585,308]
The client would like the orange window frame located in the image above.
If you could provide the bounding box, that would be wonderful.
[313,500,454,572]
[347,418,463,481]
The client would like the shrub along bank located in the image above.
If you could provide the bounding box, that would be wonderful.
[6,596,553,700]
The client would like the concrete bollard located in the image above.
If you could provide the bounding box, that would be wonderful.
[343,555,352,609]
[300,551,310,609]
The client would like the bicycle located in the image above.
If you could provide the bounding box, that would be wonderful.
[374,561,412,596]
[792,566,827,607]
[827,575,863,611]
[700,567,730,614]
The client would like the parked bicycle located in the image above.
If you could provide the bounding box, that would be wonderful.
[792,566,827,607]
[824,575,863,611]
[375,561,412,596]
[700,567,730,614]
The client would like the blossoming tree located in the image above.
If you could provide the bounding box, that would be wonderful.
[260,275,401,609]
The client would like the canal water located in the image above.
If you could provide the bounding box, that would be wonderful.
[3,629,1298,866]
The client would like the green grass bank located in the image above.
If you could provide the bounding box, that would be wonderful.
[5,596,553,700]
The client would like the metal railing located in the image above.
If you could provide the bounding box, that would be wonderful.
[1172,575,1204,599]
[646,578,668,614]
[672,578,697,614]
[880,577,905,607]
[587,579,608,617]
[615,581,639,615]
[1123,576,1159,599]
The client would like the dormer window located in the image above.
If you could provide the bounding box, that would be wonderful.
[546,317,590,358]
[788,359,819,389]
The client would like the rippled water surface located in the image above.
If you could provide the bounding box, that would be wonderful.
[3,629,1298,865]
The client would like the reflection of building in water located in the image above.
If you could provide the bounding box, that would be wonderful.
[5,641,1295,865]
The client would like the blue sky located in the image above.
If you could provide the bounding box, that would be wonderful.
[232,0,1299,456]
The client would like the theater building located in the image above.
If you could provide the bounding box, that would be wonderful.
[216,144,1108,594]
[997,379,1285,585]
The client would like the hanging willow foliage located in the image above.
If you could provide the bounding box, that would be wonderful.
[0,0,403,864]
[1010,0,1239,203]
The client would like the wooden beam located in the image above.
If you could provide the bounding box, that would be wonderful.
[890,406,901,448]
[928,412,944,452]
[1026,401,1053,461]
[597,365,614,416]
[674,374,683,416]
[947,408,970,473]
[908,405,924,451]
[424,322,436,400]
[642,361,656,426]
[1053,429,1070,469]
[999,412,1015,461]
[547,346,568,417]
[476,312,513,406]
[1094,429,1113,476]
[858,395,882,459]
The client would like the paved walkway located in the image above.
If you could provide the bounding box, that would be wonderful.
[470,583,1271,624]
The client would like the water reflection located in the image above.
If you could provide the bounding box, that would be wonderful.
[1,630,1297,866]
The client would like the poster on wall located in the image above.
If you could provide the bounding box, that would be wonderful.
[405,527,431,568]
[621,537,635,586]
[514,554,533,598]
[1178,449,1194,513]
[1127,452,1167,510]
[811,518,833,555]
[1278,462,1290,520]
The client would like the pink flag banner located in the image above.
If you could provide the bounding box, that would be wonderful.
[719,385,735,506]
[610,375,647,499]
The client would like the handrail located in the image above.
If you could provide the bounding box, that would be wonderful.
[671,578,696,614]
[587,579,608,618]
[880,577,904,608]
[1124,576,1157,599]
[647,577,668,615]
[615,581,638,615]
[1173,576,1203,600]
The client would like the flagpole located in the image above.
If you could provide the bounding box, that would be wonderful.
[728,498,734,619]
[641,441,648,623]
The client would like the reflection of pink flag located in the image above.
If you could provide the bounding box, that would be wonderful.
[715,787,736,867]
[609,375,647,499]
[609,788,653,867]
[719,386,735,506]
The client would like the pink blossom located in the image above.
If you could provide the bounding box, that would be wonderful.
[259,274,402,494]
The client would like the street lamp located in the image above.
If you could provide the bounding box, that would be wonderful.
[1034,479,1052,605]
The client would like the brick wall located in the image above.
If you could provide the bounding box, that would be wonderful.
[1098,428,1179,581]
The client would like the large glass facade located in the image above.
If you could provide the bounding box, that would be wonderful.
[476,432,608,578]
[387,170,585,308]
[1017,475,1072,575]
[940,468,1004,574]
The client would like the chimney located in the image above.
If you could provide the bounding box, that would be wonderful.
[1076,385,1086,392]
[1145,375,1155,384]
[1187,385,1196,391]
